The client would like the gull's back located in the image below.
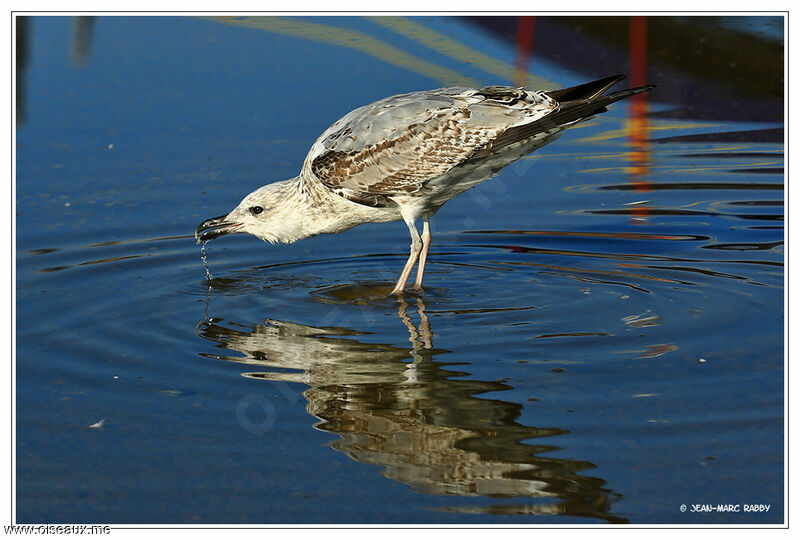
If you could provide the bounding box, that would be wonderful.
[300,86,555,207]
[300,76,654,214]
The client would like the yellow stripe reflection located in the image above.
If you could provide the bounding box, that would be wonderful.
[580,160,782,174]
[579,121,722,143]
[207,16,478,87]
[368,16,556,89]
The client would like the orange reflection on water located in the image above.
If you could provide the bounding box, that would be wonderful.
[628,16,653,222]
[513,16,535,87]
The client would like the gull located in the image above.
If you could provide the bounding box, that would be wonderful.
[196,75,654,294]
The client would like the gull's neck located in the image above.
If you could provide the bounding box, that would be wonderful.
[263,175,391,244]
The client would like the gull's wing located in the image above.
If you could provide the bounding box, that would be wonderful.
[301,77,655,207]
[300,86,556,206]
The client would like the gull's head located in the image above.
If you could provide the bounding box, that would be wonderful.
[195,181,302,245]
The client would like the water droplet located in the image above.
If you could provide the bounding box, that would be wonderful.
[200,241,213,281]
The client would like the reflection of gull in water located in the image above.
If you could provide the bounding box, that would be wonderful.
[196,288,626,522]
[196,75,654,294]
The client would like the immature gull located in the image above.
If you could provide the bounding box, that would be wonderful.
[196,75,654,294]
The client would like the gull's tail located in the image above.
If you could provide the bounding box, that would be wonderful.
[490,75,655,152]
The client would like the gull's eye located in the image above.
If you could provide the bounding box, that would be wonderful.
[250,206,264,215]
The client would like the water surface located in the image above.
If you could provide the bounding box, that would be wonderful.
[16,15,784,524]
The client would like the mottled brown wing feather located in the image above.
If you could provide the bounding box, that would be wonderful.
[303,79,654,208]
[310,108,498,199]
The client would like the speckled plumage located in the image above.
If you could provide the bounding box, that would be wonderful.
[196,75,655,294]
[304,86,555,207]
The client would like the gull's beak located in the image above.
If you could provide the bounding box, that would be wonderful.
[195,214,244,243]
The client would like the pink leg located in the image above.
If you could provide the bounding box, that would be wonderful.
[390,219,422,295]
[413,220,431,291]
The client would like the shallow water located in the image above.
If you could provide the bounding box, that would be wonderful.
[16,16,784,524]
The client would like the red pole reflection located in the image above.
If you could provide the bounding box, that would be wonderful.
[630,16,649,90]
[628,16,652,221]
[514,16,535,87]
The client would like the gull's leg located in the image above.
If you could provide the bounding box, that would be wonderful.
[416,298,432,349]
[391,219,422,295]
[413,219,431,291]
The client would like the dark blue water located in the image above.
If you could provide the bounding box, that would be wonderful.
[16,16,784,524]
